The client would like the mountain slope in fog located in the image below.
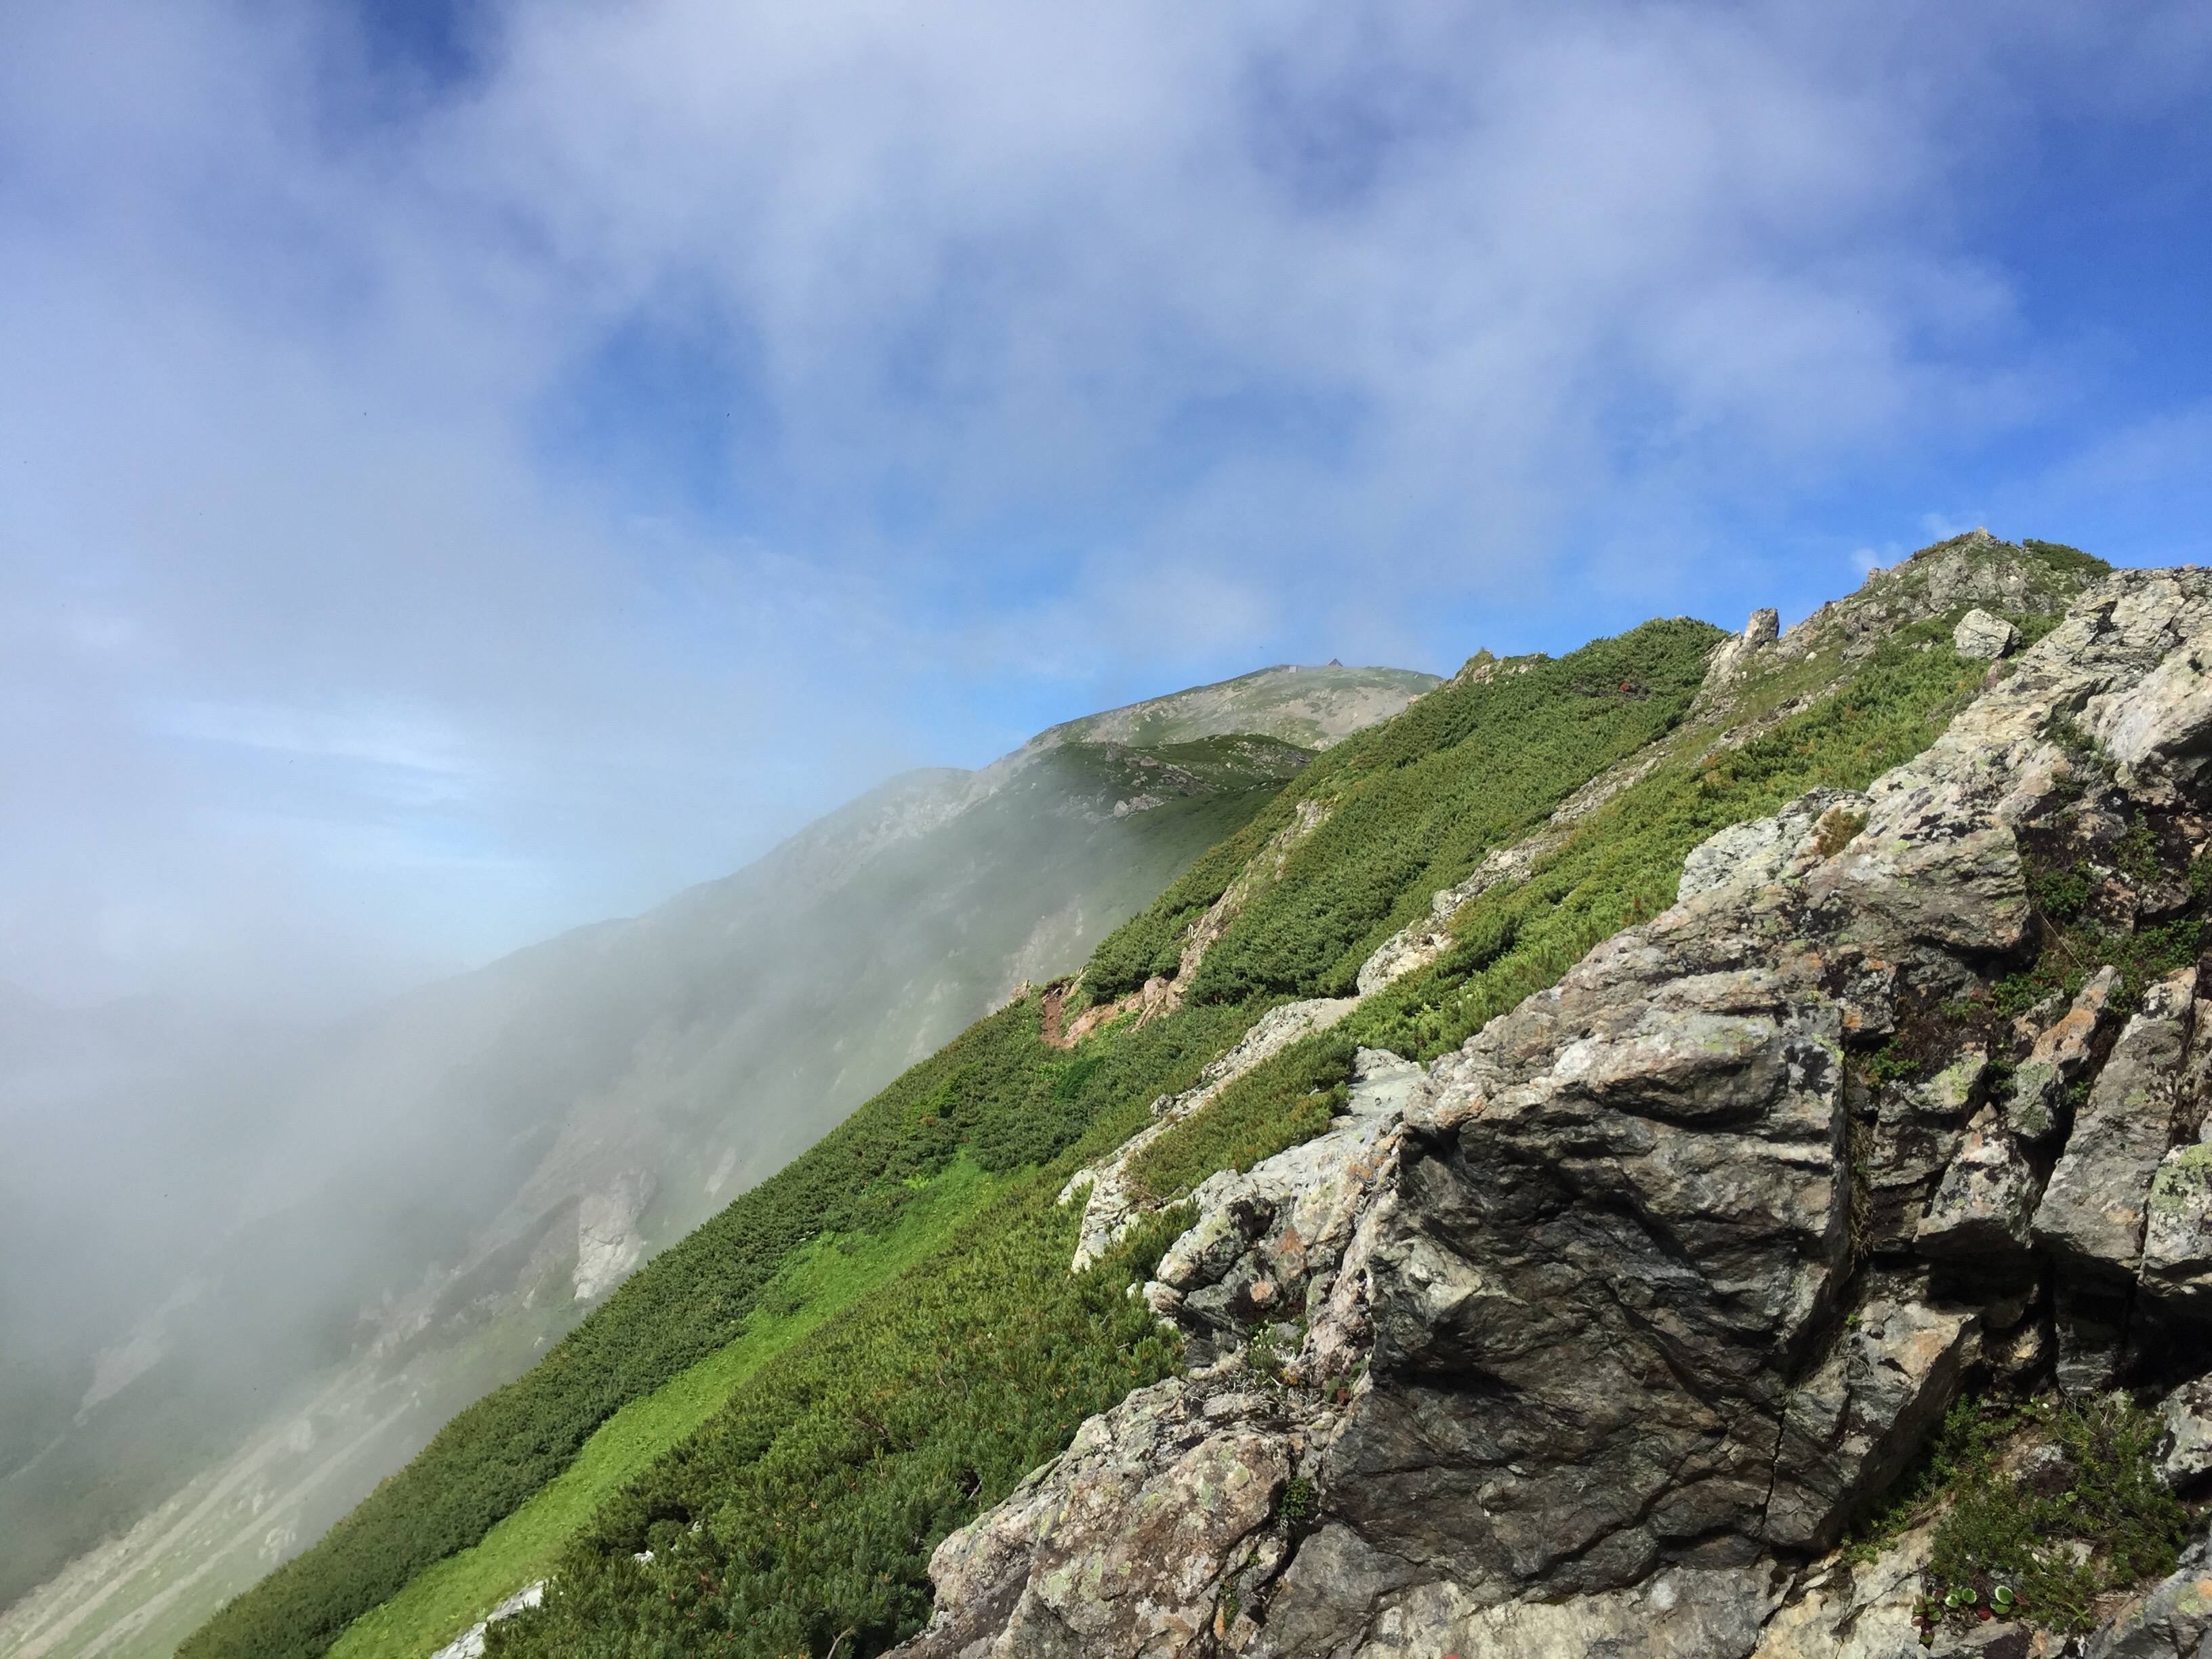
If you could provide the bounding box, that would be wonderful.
[185,533,2119,1659]
[0,664,1435,1659]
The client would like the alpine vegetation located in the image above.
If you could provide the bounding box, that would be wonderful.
[180,535,2212,1659]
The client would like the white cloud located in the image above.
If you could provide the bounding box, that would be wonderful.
[1,0,2207,1008]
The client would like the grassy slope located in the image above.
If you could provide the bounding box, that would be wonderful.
[201,543,2102,1659]
[329,1160,1016,1659]
[1082,619,1727,1002]
[182,996,1262,1659]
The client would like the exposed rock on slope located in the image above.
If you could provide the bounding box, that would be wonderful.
[1061,996,1360,1271]
[901,565,2212,1659]
[1353,529,2091,1006]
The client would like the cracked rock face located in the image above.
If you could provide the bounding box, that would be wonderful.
[900,567,2212,1659]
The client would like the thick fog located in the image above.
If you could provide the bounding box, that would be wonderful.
[2,0,2209,1639]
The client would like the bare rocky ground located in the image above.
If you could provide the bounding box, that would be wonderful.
[897,554,2212,1659]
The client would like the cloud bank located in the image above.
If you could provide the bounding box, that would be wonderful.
[1,0,2207,1009]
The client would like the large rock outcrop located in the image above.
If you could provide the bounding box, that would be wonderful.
[899,564,2212,1659]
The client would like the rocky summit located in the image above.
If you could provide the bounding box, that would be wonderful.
[902,564,2212,1659]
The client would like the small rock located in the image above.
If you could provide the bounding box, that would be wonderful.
[2157,1377,2212,1494]
[2053,1283,2133,1395]
[1698,608,1784,692]
[1749,1523,1932,1659]
[1917,1107,2039,1269]
[1954,609,2022,661]
[2083,1530,2212,1657]
[2002,967,2122,1141]
[2032,968,2194,1282]
[1984,1316,2051,1389]
[1904,1052,1990,1121]
[430,1582,544,1659]
[2141,1142,2212,1319]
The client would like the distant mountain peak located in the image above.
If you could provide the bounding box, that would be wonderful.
[1023,662,1441,756]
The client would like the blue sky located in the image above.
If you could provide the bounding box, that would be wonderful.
[1,0,2208,1013]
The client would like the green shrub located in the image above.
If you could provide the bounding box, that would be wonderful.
[1911,1396,2186,1641]
[1187,620,1723,1003]
[2021,539,2112,577]
[487,1192,1193,1659]
[1127,1031,1357,1202]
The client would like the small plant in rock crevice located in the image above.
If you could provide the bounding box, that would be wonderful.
[1244,1319,1307,1389]
[1856,1396,2191,1645]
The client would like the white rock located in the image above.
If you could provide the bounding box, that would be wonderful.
[1061,996,1357,1271]
[430,1582,544,1659]
[1676,790,1868,903]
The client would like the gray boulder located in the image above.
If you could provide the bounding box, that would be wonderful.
[898,1374,1300,1659]
[1677,791,1868,903]
[2142,1141,2212,1319]
[2156,1376,2212,1494]
[1917,1107,2041,1269]
[2033,969,2194,1281]
[1954,608,2021,661]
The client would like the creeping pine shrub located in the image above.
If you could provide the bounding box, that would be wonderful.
[1346,619,2003,1062]
[1185,619,1723,1004]
[487,1192,1193,1659]
[2030,861,2096,924]
[1126,1030,1357,1203]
